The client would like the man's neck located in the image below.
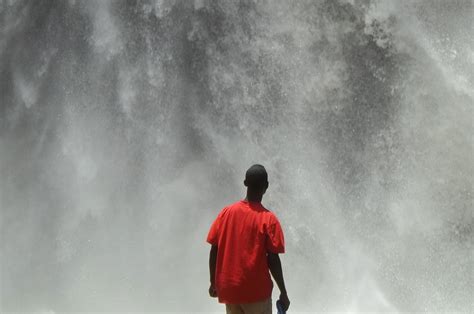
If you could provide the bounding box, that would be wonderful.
[245,193,263,203]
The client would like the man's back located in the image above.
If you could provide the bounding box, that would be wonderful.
[207,200,285,304]
[207,164,290,312]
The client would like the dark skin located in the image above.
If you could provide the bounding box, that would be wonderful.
[208,179,290,311]
[208,245,218,298]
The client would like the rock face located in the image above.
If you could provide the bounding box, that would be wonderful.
[0,0,472,312]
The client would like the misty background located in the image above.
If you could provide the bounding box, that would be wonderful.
[0,0,472,312]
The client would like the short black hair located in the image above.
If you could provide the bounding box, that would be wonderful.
[245,164,268,187]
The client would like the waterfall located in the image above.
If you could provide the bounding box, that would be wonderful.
[1,0,472,312]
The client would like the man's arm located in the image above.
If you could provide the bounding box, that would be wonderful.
[267,252,290,310]
[208,245,218,297]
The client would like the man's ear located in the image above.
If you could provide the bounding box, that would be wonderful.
[244,180,248,187]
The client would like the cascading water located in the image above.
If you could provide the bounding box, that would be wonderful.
[0,0,472,312]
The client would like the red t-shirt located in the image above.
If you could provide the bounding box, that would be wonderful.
[207,200,285,304]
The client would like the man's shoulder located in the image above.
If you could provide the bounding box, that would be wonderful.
[222,200,242,210]
[217,201,242,215]
[221,200,277,216]
[260,205,281,222]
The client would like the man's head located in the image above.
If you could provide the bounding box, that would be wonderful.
[244,164,269,195]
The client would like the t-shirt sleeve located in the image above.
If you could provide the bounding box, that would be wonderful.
[206,208,226,245]
[265,214,285,254]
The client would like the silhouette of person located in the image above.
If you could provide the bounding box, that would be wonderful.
[207,164,290,313]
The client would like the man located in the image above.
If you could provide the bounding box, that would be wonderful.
[207,164,290,313]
